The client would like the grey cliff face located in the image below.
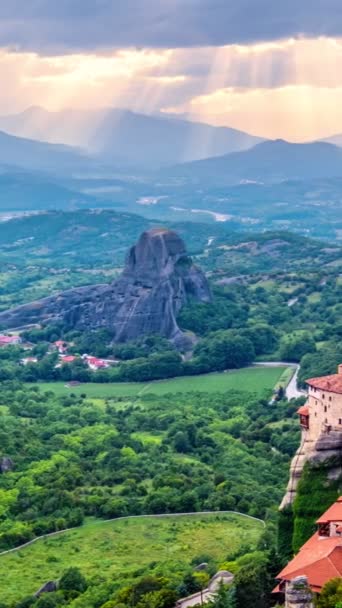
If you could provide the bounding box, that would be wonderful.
[0,457,14,473]
[0,229,211,344]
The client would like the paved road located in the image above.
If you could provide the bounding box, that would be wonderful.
[285,365,305,399]
[253,362,306,400]
[177,590,215,608]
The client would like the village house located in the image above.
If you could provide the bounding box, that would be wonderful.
[81,354,109,371]
[0,334,21,346]
[275,496,342,607]
[54,340,68,354]
[60,355,77,364]
[21,357,38,365]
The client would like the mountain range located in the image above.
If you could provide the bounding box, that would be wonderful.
[0,106,263,168]
[161,139,342,184]
[0,129,97,175]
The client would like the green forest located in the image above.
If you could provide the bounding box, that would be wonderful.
[0,379,299,607]
[0,211,340,608]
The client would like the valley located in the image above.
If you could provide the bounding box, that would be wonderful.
[1,1,342,604]
[26,365,290,398]
[0,110,340,608]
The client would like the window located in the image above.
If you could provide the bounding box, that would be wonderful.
[322,394,325,399]
[324,406,327,412]
[339,419,342,425]
[329,396,332,402]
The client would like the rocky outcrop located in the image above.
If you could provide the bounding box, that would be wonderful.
[286,576,313,608]
[0,229,211,345]
[280,430,342,509]
[0,457,14,473]
[35,581,57,597]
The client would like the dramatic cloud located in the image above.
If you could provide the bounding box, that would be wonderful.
[1,1,342,52]
[1,4,342,141]
[167,85,342,141]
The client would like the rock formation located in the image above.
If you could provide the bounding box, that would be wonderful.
[35,581,58,597]
[280,368,342,510]
[0,457,14,473]
[285,576,313,608]
[280,430,342,509]
[0,229,211,345]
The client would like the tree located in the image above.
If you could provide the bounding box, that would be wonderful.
[213,583,237,608]
[194,331,255,372]
[173,431,191,453]
[136,589,177,608]
[36,595,59,608]
[234,561,270,608]
[279,332,316,363]
[59,567,87,594]
[316,578,342,608]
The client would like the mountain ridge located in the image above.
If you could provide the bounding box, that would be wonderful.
[160,138,342,184]
[0,129,99,175]
[0,106,264,168]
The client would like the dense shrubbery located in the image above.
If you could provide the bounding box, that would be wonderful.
[298,341,342,386]
[292,464,341,552]
[0,382,300,553]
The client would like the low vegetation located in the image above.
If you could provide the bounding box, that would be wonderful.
[26,366,288,398]
[0,513,264,604]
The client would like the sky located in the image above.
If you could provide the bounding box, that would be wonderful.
[2,1,342,140]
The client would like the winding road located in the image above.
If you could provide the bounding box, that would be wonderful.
[254,362,306,399]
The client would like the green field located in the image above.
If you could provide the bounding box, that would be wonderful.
[27,366,289,399]
[0,513,264,603]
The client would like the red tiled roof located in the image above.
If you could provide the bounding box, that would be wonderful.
[87,357,107,367]
[0,335,20,343]
[277,534,342,591]
[306,374,342,394]
[276,497,342,592]
[61,355,76,363]
[297,406,309,416]
[316,497,342,524]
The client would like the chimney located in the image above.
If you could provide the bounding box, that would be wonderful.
[338,364,342,375]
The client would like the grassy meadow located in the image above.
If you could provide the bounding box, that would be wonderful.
[27,365,289,399]
[0,513,264,604]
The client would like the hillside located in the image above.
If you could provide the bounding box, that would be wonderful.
[161,139,342,184]
[0,514,263,604]
[0,130,99,175]
[0,106,264,167]
[0,379,293,607]
[0,209,339,312]
[0,171,100,210]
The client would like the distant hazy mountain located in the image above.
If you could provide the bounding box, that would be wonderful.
[0,106,101,149]
[0,129,96,174]
[321,133,342,147]
[0,106,264,168]
[161,139,342,184]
